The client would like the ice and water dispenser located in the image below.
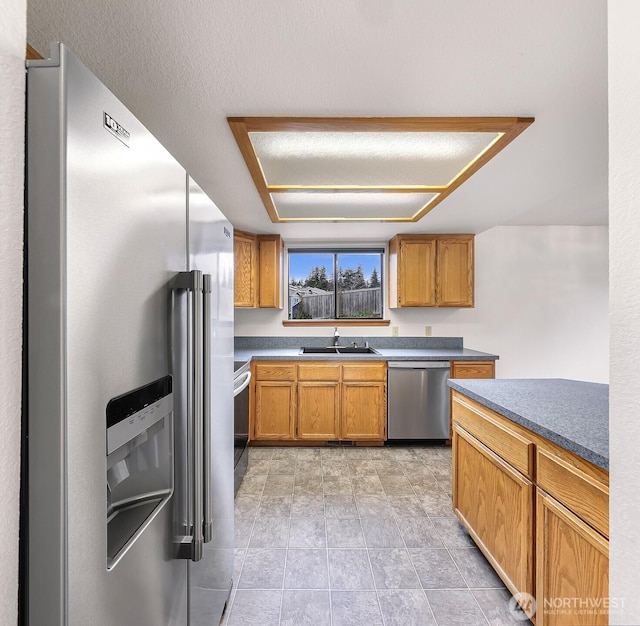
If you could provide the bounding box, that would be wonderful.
[106,376,173,569]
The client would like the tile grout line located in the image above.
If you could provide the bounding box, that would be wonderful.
[323,472,334,626]
[431,452,497,625]
[418,450,494,626]
[239,444,506,626]
[401,452,443,626]
[276,472,294,626]
[229,451,269,623]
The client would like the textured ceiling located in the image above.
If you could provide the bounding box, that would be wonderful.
[27,0,608,240]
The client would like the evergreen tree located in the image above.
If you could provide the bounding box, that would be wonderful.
[337,265,366,290]
[339,268,354,290]
[369,267,380,288]
[304,265,332,291]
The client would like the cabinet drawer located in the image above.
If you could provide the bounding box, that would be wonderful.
[254,362,296,381]
[452,396,534,478]
[537,447,609,538]
[450,360,495,379]
[298,363,340,381]
[342,362,386,381]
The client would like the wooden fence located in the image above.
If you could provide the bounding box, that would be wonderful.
[290,287,382,319]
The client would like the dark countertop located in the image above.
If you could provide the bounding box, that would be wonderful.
[234,336,498,364]
[448,378,609,471]
[233,346,498,363]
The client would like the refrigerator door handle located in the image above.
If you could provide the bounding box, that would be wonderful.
[172,270,204,562]
[202,274,213,543]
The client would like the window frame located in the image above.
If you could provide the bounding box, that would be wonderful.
[287,247,385,321]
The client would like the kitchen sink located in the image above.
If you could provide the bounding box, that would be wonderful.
[336,347,380,354]
[299,347,340,354]
[299,346,380,355]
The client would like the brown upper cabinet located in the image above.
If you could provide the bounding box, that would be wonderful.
[234,230,258,307]
[388,234,474,308]
[234,230,283,308]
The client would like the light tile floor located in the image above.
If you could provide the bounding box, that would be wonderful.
[222,445,532,626]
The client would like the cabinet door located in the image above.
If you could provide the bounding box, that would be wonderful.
[536,489,609,626]
[254,381,295,440]
[398,239,436,306]
[258,234,283,308]
[341,381,386,440]
[297,382,340,440]
[234,231,257,307]
[436,237,474,307]
[452,424,534,598]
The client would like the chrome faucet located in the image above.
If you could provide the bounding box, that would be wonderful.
[333,327,340,346]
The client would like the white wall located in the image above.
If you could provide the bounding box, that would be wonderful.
[0,3,621,622]
[0,1,25,624]
[236,225,609,383]
[609,1,640,623]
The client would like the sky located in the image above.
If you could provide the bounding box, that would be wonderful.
[289,252,382,284]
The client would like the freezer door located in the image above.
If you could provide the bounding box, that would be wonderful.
[186,177,235,624]
[26,44,188,625]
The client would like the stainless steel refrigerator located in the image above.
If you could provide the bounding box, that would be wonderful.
[23,43,234,625]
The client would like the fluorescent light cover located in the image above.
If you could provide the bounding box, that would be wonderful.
[251,131,502,186]
[227,117,534,222]
[272,191,439,220]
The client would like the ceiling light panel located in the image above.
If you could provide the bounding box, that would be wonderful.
[251,131,502,187]
[271,191,439,220]
[228,117,534,222]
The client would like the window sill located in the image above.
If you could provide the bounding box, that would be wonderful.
[282,319,390,327]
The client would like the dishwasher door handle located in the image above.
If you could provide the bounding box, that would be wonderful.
[388,361,450,370]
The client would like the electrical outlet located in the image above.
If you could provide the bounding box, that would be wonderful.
[425,325,432,337]
[392,326,399,337]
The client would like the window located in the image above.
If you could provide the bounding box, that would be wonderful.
[288,248,383,320]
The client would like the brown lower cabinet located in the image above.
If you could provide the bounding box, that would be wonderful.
[452,390,609,626]
[253,380,295,440]
[250,360,387,443]
[536,489,609,626]
[341,380,386,440]
[453,423,535,598]
[297,381,341,440]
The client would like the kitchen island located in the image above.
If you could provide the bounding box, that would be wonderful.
[448,378,609,626]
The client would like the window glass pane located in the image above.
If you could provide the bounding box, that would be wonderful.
[288,249,383,320]
[336,253,382,319]
[288,253,334,319]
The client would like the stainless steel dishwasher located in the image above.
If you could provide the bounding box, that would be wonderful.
[387,361,451,439]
